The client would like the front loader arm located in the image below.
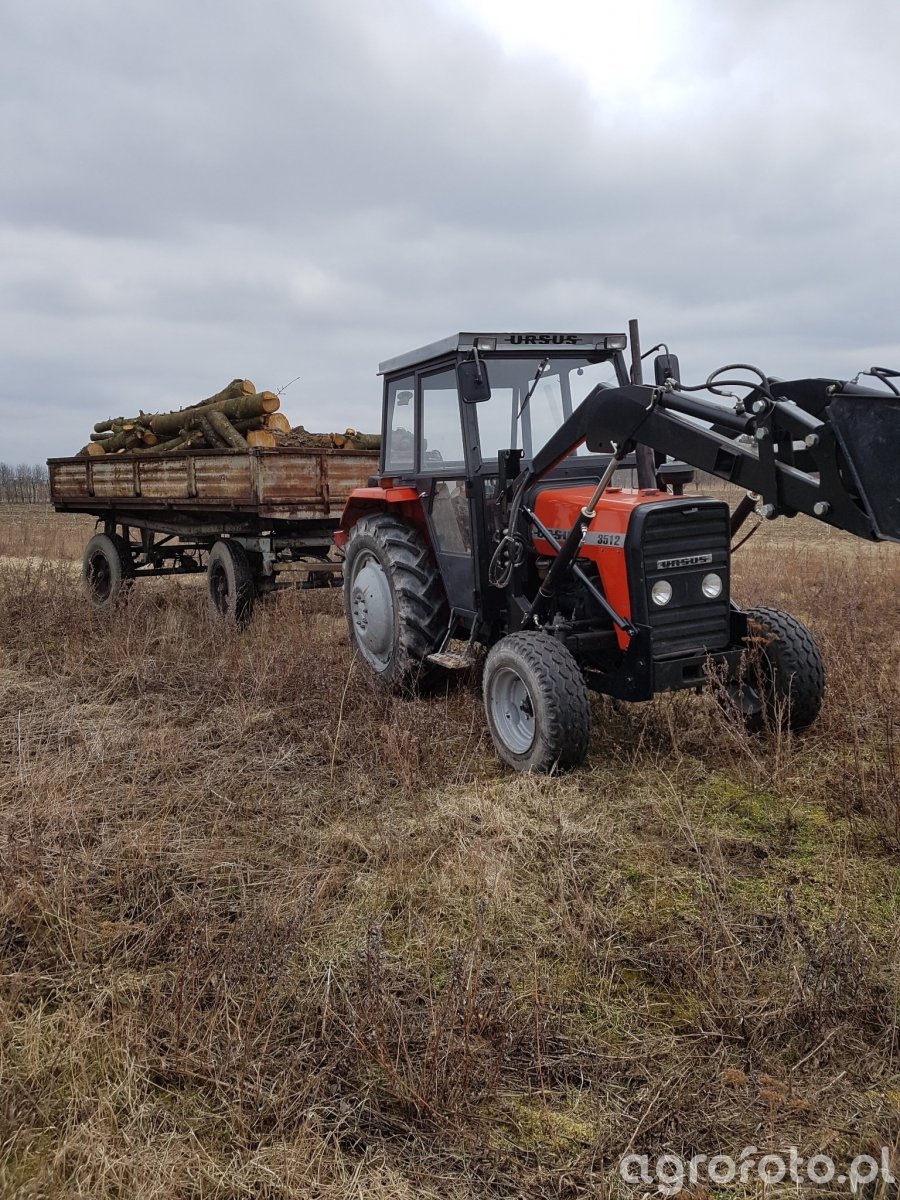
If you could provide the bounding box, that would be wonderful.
[526,379,900,543]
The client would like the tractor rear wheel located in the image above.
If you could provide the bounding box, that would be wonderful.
[740,606,825,732]
[343,513,447,688]
[207,539,256,626]
[82,532,133,610]
[483,632,591,773]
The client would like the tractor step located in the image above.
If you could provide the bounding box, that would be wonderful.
[426,650,475,670]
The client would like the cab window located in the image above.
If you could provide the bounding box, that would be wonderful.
[420,368,464,472]
[474,356,619,462]
[525,374,566,455]
[384,376,415,472]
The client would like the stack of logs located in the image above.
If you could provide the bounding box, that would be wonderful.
[78,378,382,456]
[79,379,288,456]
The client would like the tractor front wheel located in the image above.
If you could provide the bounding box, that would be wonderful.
[343,513,447,689]
[739,606,825,732]
[483,632,591,773]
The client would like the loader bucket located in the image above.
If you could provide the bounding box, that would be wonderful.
[827,390,900,542]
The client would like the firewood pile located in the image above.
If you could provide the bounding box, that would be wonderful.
[77,379,380,456]
[272,426,380,450]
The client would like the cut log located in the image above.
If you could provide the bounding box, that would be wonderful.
[333,429,380,450]
[91,423,157,448]
[190,378,256,408]
[345,432,381,451]
[265,413,291,433]
[206,409,249,450]
[90,421,133,441]
[134,429,207,454]
[167,430,207,453]
[252,396,280,415]
[176,414,263,439]
[79,442,106,457]
[247,429,277,448]
[148,391,279,438]
[195,413,229,447]
[95,428,142,453]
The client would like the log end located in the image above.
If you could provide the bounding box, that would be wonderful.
[247,429,277,448]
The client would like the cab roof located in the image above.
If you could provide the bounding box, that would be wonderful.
[378,331,628,376]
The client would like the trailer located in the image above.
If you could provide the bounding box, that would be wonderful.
[49,445,379,622]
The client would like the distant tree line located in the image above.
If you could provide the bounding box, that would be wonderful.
[0,463,50,503]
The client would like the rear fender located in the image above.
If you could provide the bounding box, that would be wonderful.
[334,486,428,547]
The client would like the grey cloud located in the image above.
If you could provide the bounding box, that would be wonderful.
[1,0,899,463]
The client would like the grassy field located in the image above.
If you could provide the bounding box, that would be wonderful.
[1,502,898,1198]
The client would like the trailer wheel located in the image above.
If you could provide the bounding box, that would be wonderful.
[343,513,447,688]
[740,606,825,732]
[483,632,591,773]
[82,532,133,610]
[207,539,256,626]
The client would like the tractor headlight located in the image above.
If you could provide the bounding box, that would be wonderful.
[701,572,723,599]
[651,579,673,606]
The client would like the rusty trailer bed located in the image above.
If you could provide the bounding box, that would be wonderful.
[48,446,379,525]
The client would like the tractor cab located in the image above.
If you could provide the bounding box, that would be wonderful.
[378,331,630,479]
[367,332,638,623]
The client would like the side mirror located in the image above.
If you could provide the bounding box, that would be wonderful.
[458,358,491,403]
[654,353,681,387]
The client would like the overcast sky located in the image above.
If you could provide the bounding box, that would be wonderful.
[2,0,899,462]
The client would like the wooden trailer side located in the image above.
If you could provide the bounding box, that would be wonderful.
[48,447,379,520]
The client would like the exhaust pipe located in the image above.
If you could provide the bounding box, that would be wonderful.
[628,318,658,490]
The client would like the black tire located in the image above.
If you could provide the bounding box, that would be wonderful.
[483,632,591,773]
[207,539,256,626]
[343,513,448,688]
[741,606,825,732]
[82,532,133,610]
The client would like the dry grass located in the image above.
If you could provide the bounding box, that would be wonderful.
[1,504,899,1198]
[0,504,94,564]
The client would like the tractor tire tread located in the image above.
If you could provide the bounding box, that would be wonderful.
[744,605,825,731]
[82,531,133,609]
[484,631,591,772]
[346,513,448,687]
[207,538,256,627]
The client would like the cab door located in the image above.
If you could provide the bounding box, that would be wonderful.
[417,366,476,615]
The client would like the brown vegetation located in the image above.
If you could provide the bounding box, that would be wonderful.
[0,506,898,1197]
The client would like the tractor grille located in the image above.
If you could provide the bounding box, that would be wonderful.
[632,500,731,659]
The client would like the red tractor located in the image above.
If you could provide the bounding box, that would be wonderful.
[336,327,899,772]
